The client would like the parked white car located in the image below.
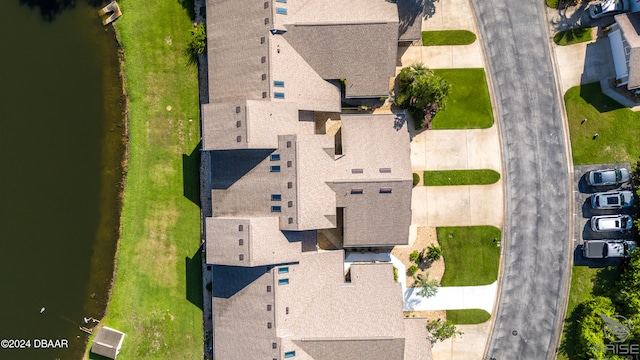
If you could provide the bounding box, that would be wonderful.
[591,214,633,232]
[591,191,634,209]
[589,0,628,19]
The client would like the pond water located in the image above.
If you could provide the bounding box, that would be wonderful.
[0,1,124,358]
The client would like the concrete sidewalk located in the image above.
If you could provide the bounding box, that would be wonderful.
[398,44,484,69]
[404,282,497,314]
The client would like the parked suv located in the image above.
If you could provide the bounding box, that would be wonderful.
[583,239,637,258]
[591,191,634,209]
[589,0,628,19]
[591,214,633,232]
[586,168,630,187]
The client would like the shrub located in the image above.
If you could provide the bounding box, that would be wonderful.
[409,250,421,263]
[187,22,207,65]
[427,319,463,342]
[408,265,419,276]
[393,267,399,282]
[426,244,443,262]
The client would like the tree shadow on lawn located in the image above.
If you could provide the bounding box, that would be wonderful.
[177,0,196,21]
[554,27,590,44]
[578,82,625,113]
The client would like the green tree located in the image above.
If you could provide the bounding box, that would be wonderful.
[395,63,451,129]
[614,250,640,316]
[426,319,462,342]
[414,272,439,298]
[575,296,617,360]
[426,244,443,262]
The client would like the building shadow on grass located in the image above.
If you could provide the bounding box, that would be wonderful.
[89,352,114,360]
[579,82,625,113]
[183,142,201,207]
[186,247,203,310]
[177,0,195,21]
[19,0,105,22]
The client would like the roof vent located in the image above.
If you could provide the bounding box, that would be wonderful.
[379,168,391,173]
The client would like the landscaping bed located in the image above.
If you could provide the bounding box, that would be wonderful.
[422,169,500,186]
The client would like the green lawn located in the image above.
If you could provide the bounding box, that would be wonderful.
[553,28,593,46]
[446,309,491,324]
[422,30,476,46]
[546,0,559,8]
[423,169,500,186]
[88,0,203,359]
[437,226,501,286]
[558,266,622,360]
[566,83,640,165]
[431,69,494,129]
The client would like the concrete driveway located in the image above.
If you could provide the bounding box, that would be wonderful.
[553,34,616,94]
[411,184,503,228]
[411,127,502,172]
[431,321,492,360]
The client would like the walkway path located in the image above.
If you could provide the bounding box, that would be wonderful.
[404,282,497,314]
[471,1,572,359]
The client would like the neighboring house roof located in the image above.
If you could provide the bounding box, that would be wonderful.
[212,265,279,360]
[615,12,640,89]
[91,327,125,359]
[211,250,418,360]
[282,22,398,98]
[206,217,302,266]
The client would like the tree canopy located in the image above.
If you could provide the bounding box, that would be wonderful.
[395,63,451,129]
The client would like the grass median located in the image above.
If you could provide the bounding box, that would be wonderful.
[431,69,494,129]
[437,226,501,286]
[422,30,476,46]
[553,28,592,46]
[446,309,491,324]
[88,0,203,359]
[423,169,500,186]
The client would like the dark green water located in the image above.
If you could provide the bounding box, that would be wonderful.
[0,1,125,359]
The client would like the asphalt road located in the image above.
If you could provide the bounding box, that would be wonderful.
[470,1,572,359]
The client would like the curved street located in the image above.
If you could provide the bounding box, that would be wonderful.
[470,1,573,359]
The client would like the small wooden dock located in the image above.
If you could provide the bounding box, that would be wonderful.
[98,1,121,26]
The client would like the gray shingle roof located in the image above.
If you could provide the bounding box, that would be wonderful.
[91,327,125,359]
[283,23,398,98]
[295,338,406,360]
[615,13,640,89]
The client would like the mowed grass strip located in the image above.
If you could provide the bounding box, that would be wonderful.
[431,69,494,129]
[446,309,491,324]
[89,0,202,359]
[422,30,476,46]
[553,27,592,46]
[437,226,501,286]
[423,169,500,186]
[565,83,640,165]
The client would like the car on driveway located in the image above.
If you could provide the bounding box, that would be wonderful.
[589,0,628,19]
[586,168,630,187]
[591,191,634,209]
[591,214,633,232]
[583,239,637,258]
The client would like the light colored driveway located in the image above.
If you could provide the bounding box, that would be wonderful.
[411,127,502,172]
[404,282,497,314]
[398,44,484,69]
[553,37,616,94]
[411,184,503,229]
[422,0,478,32]
[431,321,492,360]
